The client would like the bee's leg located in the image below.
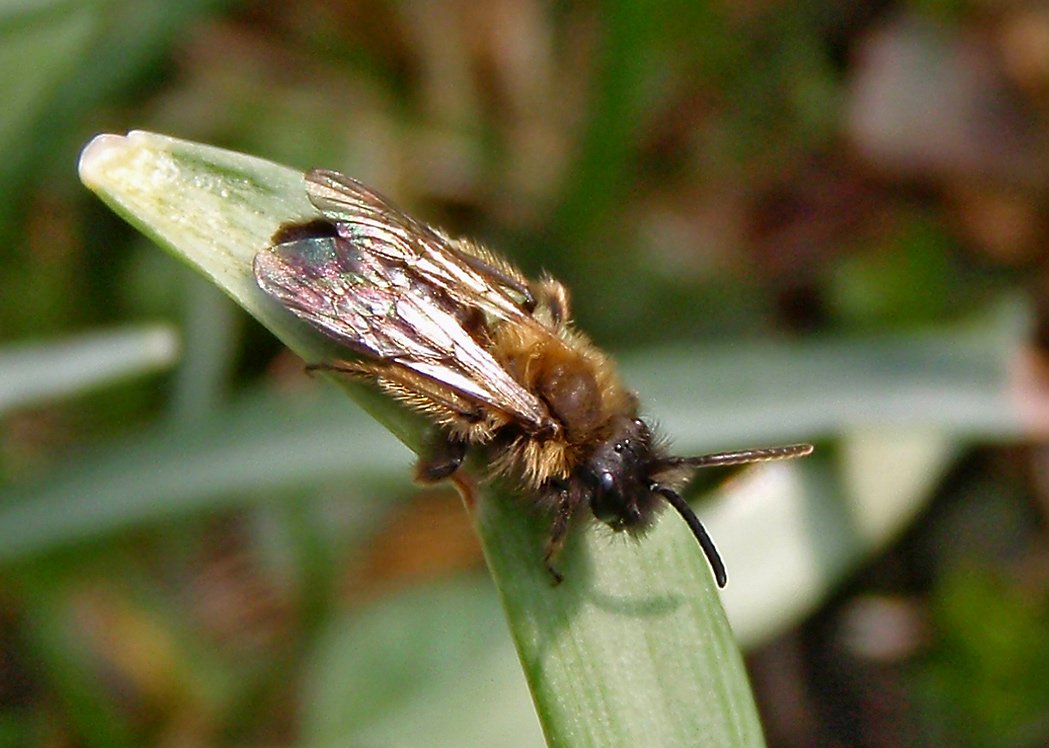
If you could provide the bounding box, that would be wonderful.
[543,480,574,584]
[307,360,483,484]
[309,360,488,433]
[414,433,467,483]
[455,249,535,308]
[533,277,572,327]
[304,360,370,376]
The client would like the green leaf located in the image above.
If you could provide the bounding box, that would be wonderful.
[79,131,766,746]
[478,480,762,746]
[0,389,404,563]
[0,324,178,414]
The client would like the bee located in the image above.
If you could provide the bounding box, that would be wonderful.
[253,169,813,587]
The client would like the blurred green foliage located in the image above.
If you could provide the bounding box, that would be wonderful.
[917,569,1049,747]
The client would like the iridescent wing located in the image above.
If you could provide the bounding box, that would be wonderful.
[254,205,552,431]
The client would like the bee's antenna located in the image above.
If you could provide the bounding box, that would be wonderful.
[653,485,728,588]
[659,443,813,470]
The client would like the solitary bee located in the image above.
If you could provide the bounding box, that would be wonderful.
[254,169,812,587]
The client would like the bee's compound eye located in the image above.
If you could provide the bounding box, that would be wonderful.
[590,473,619,525]
[613,443,623,454]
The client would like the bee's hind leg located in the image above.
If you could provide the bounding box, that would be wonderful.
[304,359,478,483]
[414,432,467,483]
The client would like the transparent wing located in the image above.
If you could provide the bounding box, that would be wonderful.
[254,233,552,431]
[303,169,537,323]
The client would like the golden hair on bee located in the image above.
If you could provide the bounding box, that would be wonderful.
[254,169,813,587]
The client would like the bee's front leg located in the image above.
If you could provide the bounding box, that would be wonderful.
[543,479,576,584]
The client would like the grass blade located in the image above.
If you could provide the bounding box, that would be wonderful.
[0,325,178,414]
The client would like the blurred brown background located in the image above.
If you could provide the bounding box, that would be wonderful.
[3,1,1049,746]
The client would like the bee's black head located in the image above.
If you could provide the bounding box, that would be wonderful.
[583,414,731,588]
[585,416,660,533]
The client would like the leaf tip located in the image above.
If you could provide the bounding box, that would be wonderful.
[78,132,129,190]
